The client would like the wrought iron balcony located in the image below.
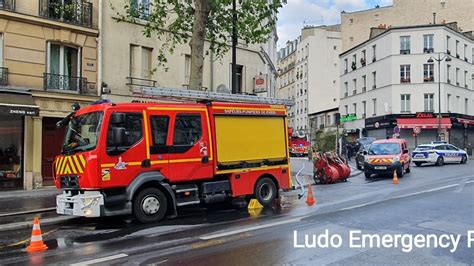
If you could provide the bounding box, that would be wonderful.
[43,73,90,94]
[0,67,8,86]
[0,0,15,11]
[39,0,93,28]
[126,77,157,87]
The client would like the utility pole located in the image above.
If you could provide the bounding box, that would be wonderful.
[231,0,238,94]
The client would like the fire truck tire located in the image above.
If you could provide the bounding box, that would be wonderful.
[133,187,168,223]
[254,177,277,206]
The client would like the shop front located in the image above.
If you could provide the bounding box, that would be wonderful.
[0,89,39,190]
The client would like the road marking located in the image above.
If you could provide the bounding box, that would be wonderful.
[70,253,128,266]
[199,217,301,240]
[340,182,470,211]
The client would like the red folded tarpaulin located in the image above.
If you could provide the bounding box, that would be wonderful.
[396,118,452,129]
[457,118,474,125]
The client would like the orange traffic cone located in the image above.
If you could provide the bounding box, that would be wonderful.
[305,184,316,206]
[393,170,399,185]
[26,217,48,253]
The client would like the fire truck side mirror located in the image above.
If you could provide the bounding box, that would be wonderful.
[110,113,126,125]
[363,151,368,156]
[111,127,126,145]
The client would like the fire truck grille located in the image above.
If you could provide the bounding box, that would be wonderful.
[60,175,79,189]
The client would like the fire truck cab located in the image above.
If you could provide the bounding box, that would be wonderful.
[54,100,291,223]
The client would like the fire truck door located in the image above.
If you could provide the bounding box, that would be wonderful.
[147,112,171,177]
[168,111,213,182]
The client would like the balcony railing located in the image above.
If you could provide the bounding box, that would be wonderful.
[0,0,15,11]
[424,77,434,83]
[39,0,93,28]
[126,77,157,87]
[0,67,8,86]
[400,49,410,55]
[423,48,434,53]
[400,78,411,83]
[43,73,89,94]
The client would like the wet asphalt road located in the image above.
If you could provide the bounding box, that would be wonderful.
[0,160,472,265]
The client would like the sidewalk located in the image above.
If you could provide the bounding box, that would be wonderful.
[0,186,59,215]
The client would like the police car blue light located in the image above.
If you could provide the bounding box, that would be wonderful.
[411,143,468,166]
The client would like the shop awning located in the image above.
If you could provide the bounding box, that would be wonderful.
[0,91,39,116]
[396,118,452,129]
[457,118,474,125]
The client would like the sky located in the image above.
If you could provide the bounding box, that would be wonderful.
[277,0,393,48]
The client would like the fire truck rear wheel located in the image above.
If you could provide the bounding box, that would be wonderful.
[133,187,168,223]
[254,177,277,206]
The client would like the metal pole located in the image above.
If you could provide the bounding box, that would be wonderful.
[438,54,442,140]
[231,0,237,94]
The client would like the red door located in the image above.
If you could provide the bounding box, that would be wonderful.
[167,110,213,182]
[42,117,65,186]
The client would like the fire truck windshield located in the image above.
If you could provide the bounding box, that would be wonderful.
[62,111,103,154]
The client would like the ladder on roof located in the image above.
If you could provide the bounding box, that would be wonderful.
[133,87,295,106]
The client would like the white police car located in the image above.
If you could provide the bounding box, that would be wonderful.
[411,142,469,166]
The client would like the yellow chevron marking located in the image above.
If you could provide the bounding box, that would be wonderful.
[67,156,77,174]
[55,157,63,175]
[79,154,86,168]
[64,164,71,175]
[73,156,83,173]
[59,156,67,175]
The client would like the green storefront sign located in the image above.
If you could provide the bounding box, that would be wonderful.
[340,114,357,123]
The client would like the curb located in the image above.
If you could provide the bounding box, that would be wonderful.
[0,216,74,232]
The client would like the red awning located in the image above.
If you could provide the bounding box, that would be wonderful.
[457,118,474,125]
[396,118,452,129]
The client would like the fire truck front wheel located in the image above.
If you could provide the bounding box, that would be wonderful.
[254,177,277,206]
[133,187,168,223]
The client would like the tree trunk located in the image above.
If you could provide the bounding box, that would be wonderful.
[189,0,209,90]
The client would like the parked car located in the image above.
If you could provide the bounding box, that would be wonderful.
[411,142,468,166]
[364,138,411,178]
[355,137,376,170]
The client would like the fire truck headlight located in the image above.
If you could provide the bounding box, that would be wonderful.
[81,197,101,209]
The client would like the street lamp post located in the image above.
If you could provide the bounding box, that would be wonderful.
[427,53,451,141]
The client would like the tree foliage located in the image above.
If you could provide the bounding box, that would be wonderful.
[114,0,284,89]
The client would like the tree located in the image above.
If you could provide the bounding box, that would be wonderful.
[115,0,284,90]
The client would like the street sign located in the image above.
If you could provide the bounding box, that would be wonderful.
[340,114,357,123]
[393,126,400,134]
[413,126,421,134]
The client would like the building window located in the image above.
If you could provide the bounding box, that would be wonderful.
[372,71,377,89]
[455,68,459,86]
[344,58,348,73]
[184,54,191,86]
[372,44,377,62]
[372,98,377,115]
[400,36,410,54]
[447,64,451,84]
[128,44,155,86]
[362,75,366,92]
[400,65,411,83]
[352,78,357,95]
[235,64,243,93]
[455,40,460,58]
[131,0,151,20]
[361,50,366,66]
[446,36,451,54]
[401,94,410,113]
[423,64,434,82]
[463,44,468,61]
[344,82,348,97]
[353,103,357,116]
[352,54,357,70]
[344,105,348,115]
[362,101,366,118]
[46,42,82,91]
[465,98,469,114]
[424,93,434,112]
[456,96,460,113]
[423,34,434,53]
[465,71,468,88]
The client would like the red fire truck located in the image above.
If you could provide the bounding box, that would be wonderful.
[288,127,310,157]
[54,90,292,223]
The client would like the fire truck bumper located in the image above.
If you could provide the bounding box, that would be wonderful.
[56,191,104,217]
